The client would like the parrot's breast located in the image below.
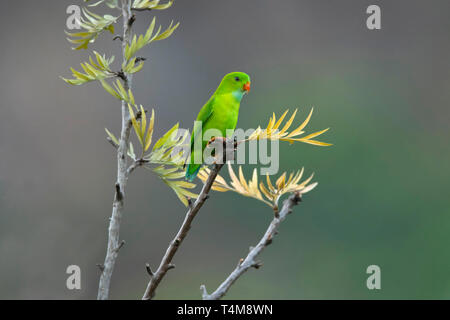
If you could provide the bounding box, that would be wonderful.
[210,93,241,136]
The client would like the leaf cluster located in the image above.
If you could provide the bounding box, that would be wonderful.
[125,17,179,61]
[62,51,115,85]
[198,164,317,208]
[107,108,193,206]
[196,108,331,207]
[246,109,332,146]
[66,9,118,50]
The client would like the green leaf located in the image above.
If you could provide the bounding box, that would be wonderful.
[128,104,144,146]
[112,79,131,102]
[158,172,198,207]
[105,128,119,145]
[124,17,178,61]
[153,21,179,41]
[85,0,118,9]
[153,123,179,150]
[66,8,119,50]
[144,109,155,151]
[62,52,114,86]
[100,80,121,99]
[132,0,174,11]
[128,89,135,105]
[128,142,136,159]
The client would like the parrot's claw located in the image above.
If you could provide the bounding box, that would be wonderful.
[207,137,237,164]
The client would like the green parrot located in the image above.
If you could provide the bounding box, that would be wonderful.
[185,72,251,181]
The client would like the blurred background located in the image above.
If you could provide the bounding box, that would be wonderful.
[0,0,449,299]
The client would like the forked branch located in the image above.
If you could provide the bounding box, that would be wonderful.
[200,191,303,300]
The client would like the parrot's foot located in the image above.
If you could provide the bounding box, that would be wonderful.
[207,137,237,164]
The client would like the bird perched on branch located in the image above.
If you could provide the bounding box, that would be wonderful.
[185,72,251,181]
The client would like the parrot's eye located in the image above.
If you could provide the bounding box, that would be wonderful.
[234,76,240,82]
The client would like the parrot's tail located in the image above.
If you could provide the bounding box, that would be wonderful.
[185,163,201,182]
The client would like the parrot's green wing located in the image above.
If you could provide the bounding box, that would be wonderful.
[190,96,215,151]
[185,96,215,181]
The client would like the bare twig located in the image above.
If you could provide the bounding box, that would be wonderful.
[142,162,225,300]
[145,263,154,276]
[127,158,148,175]
[107,137,119,149]
[97,0,134,300]
[200,191,303,300]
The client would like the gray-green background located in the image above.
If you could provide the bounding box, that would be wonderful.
[0,0,449,299]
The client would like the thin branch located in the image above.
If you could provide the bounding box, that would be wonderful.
[142,162,225,300]
[127,158,148,175]
[97,0,134,300]
[200,191,303,300]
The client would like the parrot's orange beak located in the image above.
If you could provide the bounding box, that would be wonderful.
[243,81,251,92]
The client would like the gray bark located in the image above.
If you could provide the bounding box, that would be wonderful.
[142,163,225,300]
[200,192,303,300]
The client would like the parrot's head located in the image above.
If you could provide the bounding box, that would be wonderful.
[217,72,251,97]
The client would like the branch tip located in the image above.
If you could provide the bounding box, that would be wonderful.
[107,137,119,149]
[200,285,209,299]
[145,263,154,277]
[167,263,176,271]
